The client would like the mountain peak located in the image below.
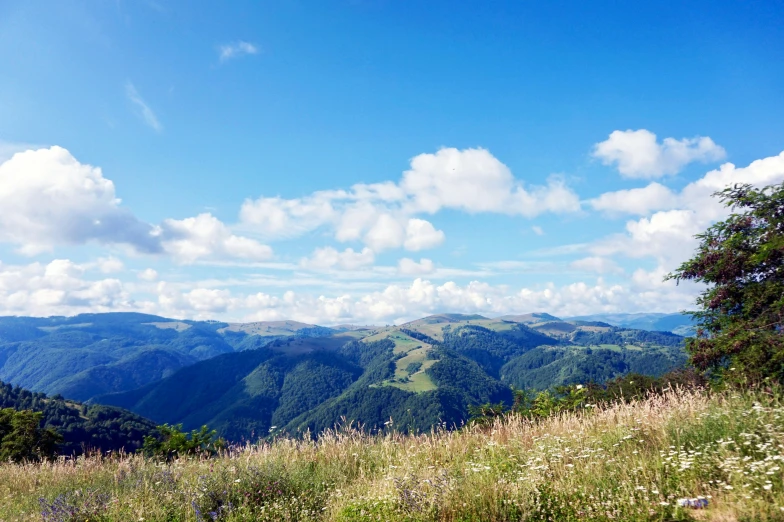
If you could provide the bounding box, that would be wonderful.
[496,313,562,324]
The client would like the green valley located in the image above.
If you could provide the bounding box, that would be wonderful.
[0,311,689,443]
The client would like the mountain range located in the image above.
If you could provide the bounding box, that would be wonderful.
[0,311,689,441]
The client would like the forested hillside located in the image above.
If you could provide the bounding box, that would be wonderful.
[0,313,335,401]
[89,312,687,441]
[0,380,155,455]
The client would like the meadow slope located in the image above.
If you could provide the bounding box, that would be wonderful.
[3,388,784,521]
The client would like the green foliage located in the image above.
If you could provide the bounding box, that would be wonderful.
[405,361,422,374]
[467,369,706,426]
[14,389,784,521]
[284,344,515,435]
[570,327,684,347]
[98,323,687,441]
[499,344,687,390]
[141,423,225,459]
[441,324,554,377]
[425,349,514,407]
[0,380,155,456]
[467,402,507,427]
[0,408,61,463]
[0,313,231,401]
[0,313,339,403]
[0,311,694,444]
[339,338,396,369]
[670,183,784,384]
[100,349,365,441]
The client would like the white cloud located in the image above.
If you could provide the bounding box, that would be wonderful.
[239,195,336,238]
[570,256,623,274]
[403,218,445,251]
[335,202,380,243]
[239,147,579,252]
[160,213,273,264]
[588,182,676,216]
[531,225,544,236]
[0,146,275,265]
[234,277,697,325]
[397,258,435,276]
[594,209,704,267]
[125,83,162,132]
[138,268,159,281]
[679,151,784,221]
[0,259,139,316]
[219,41,259,62]
[0,257,700,323]
[0,140,45,163]
[0,146,161,255]
[590,150,784,268]
[593,129,726,178]
[158,283,234,315]
[96,257,125,273]
[402,148,580,215]
[364,214,405,251]
[300,246,375,271]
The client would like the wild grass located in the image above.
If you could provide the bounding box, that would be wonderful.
[3,388,784,521]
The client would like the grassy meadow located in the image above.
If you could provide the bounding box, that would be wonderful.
[3,388,784,521]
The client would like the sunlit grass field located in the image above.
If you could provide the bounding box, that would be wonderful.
[3,388,784,521]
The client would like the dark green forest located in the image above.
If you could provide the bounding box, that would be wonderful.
[0,380,155,456]
[0,312,689,444]
[0,313,336,402]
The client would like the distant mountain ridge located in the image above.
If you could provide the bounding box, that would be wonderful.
[564,312,696,336]
[0,313,339,401]
[0,311,689,442]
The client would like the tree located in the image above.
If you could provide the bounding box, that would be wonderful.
[141,423,225,460]
[669,183,784,383]
[0,408,62,463]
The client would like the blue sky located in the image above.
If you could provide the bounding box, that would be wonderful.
[0,0,783,324]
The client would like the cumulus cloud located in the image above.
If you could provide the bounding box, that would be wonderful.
[234,276,698,325]
[219,41,259,62]
[126,83,162,132]
[0,140,45,163]
[299,246,375,271]
[402,148,580,215]
[239,147,579,252]
[590,151,784,268]
[593,129,726,178]
[588,182,676,216]
[0,259,139,316]
[0,146,161,255]
[0,146,273,264]
[364,214,405,251]
[397,258,435,276]
[95,257,125,274]
[0,257,700,323]
[157,283,234,315]
[138,268,158,281]
[404,219,445,251]
[160,213,273,264]
[593,209,704,268]
[239,195,336,237]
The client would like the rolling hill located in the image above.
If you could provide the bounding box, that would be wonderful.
[87,312,687,441]
[565,312,696,336]
[0,313,337,401]
[0,379,155,455]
